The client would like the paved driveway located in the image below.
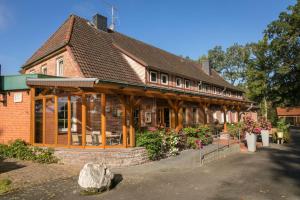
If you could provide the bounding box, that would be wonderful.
[2,128,300,200]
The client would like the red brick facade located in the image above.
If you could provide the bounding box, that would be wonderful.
[24,49,83,78]
[0,91,31,144]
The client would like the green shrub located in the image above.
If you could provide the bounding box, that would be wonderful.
[33,147,58,164]
[0,140,58,164]
[136,131,163,160]
[6,140,34,160]
[186,137,198,149]
[163,130,180,156]
[227,122,243,138]
[183,125,213,147]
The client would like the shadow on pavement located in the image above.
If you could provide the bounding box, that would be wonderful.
[268,127,300,196]
[0,160,26,174]
[110,174,123,190]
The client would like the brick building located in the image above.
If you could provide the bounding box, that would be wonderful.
[0,14,254,148]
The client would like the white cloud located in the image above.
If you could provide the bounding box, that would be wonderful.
[0,3,13,30]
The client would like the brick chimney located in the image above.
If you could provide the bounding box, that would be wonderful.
[201,59,211,76]
[92,14,107,32]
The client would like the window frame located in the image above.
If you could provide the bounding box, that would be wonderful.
[185,80,190,89]
[161,73,169,85]
[149,71,158,83]
[41,65,47,75]
[176,77,183,88]
[56,58,64,76]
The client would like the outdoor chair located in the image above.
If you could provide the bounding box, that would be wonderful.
[72,134,80,145]
[86,134,93,145]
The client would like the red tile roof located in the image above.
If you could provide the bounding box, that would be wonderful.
[277,107,300,116]
[23,15,242,91]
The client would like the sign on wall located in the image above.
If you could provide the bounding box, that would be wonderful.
[14,92,23,103]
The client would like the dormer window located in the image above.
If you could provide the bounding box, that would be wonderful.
[185,80,190,89]
[161,73,168,85]
[176,78,182,87]
[150,71,158,83]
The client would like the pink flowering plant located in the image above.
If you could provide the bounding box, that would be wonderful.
[242,116,261,135]
[260,117,272,130]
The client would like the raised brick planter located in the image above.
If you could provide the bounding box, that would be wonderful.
[54,147,149,167]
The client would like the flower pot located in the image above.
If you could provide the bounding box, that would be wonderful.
[277,131,284,139]
[261,130,270,147]
[246,132,257,152]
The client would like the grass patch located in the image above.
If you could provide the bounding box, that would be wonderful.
[0,179,12,195]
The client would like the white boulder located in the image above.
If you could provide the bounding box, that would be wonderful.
[78,163,114,192]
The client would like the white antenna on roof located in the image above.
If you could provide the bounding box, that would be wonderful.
[100,0,118,31]
[110,5,116,30]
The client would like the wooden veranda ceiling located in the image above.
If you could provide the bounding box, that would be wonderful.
[31,82,249,110]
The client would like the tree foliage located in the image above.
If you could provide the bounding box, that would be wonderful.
[200,0,300,109]
[201,44,250,86]
[264,0,300,106]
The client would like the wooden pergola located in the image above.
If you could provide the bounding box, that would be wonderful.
[27,78,248,148]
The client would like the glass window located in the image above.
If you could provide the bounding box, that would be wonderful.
[34,100,43,143]
[150,71,157,83]
[176,78,182,87]
[161,74,168,85]
[45,98,55,144]
[106,95,123,146]
[70,96,82,146]
[185,80,190,89]
[58,97,68,133]
[86,94,102,146]
[56,58,64,76]
[41,66,47,75]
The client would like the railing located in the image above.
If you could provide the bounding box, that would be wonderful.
[199,129,241,166]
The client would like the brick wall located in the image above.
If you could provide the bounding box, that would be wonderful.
[24,50,83,77]
[0,90,31,144]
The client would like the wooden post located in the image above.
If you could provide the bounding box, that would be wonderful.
[223,105,227,132]
[122,102,127,147]
[101,93,106,146]
[30,88,35,144]
[176,107,183,132]
[237,106,241,123]
[54,95,58,145]
[42,97,46,145]
[82,94,86,146]
[67,96,71,146]
[171,110,176,129]
[129,106,135,147]
[201,103,208,124]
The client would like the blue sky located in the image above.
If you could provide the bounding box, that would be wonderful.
[0,0,296,75]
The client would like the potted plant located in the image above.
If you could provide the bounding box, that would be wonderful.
[260,117,272,147]
[276,118,290,144]
[243,116,260,152]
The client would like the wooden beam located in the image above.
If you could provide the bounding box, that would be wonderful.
[122,102,127,147]
[101,93,106,146]
[176,107,183,132]
[67,96,71,146]
[223,105,227,132]
[30,88,35,144]
[82,94,86,146]
[129,106,135,147]
[42,97,46,145]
